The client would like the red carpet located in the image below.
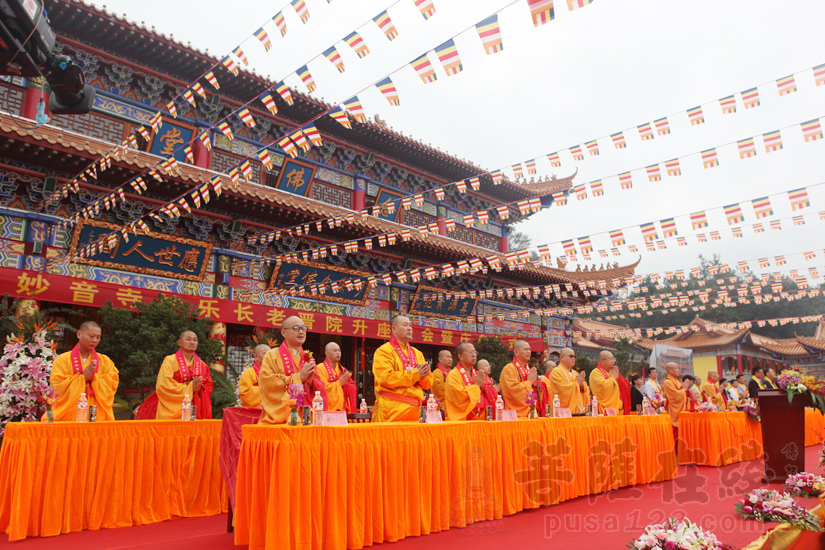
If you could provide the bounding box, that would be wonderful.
[4,447,824,549]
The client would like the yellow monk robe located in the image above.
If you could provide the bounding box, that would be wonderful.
[664,374,688,427]
[50,347,119,421]
[238,363,261,408]
[500,360,533,418]
[701,380,726,410]
[258,346,303,425]
[589,365,622,414]
[445,366,494,421]
[548,367,591,415]
[431,366,450,411]
[317,359,357,412]
[154,352,213,420]
[371,340,433,422]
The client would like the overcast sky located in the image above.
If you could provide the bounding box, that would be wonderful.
[90,0,825,281]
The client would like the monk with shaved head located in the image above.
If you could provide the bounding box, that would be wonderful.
[431,349,453,412]
[500,339,539,418]
[588,350,628,415]
[318,341,357,412]
[50,320,119,421]
[258,315,328,425]
[238,344,271,408]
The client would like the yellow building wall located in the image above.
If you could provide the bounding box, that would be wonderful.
[693,356,718,381]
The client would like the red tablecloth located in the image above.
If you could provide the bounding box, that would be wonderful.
[219,407,261,510]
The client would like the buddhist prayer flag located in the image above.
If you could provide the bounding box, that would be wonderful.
[611,131,626,149]
[690,211,708,229]
[183,146,193,163]
[166,101,177,118]
[709,231,720,241]
[662,159,680,177]
[638,123,654,141]
[770,220,782,230]
[578,237,593,254]
[291,0,310,23]
[719,95,736,114]
[199,131,212,151]
[222,56,239,76]
[476,15,503,54]
[344,96,366,122]
[570,145,584,161]
[759,258,770,268]
[477,210,489,223]
[815,63,825,87]
[737,137,756,159]
[323,46,345,73]
[517,200,531,215]
[567,0,593,10]
[329,105,351,129]
[660,218,677,238]
[205,71,219,90]
[496,205,510,220]
[374,11,399,40]
[788,188,810,210]
[240,160,253,180]
[290,130,310,152]
[654,117,671,135]
[278,136,298,158]
[763,130,783,152]
[456,180,467,193]
[258,150,273,170]
[752,196,773,218]
[551,190,566,205]
[724,204,744,225]
[260,93,277,115]
[678,237,688,246]
[687,106,704,125]
[547,152,561,166]
[610,229,625,246]
[303,123,322,147]
[217,122,233,140]
[646,164,661,182]
[804,251,816,261]
[562,239,576,256]
[376,77,400,105]
[491,169,502,184]
[793,215,805,226]
[590,180,604,196]
[776,75,797,96]
[528,0,555,26]
[468,177,480,190]
[618,172,633,189]
[801,119,823,142]
[414,0,436,19]
[775,256,786,266]
[463,214,475,227]
[435,39,463,76]
[741,88,760,109]
[537,244,551,261]
[586,140,599,156]
[526,159,537,174]
[701,148,719,168]
[275,82,293,106]
[238,108,255,128]
[344,31,370,58]
[410,53,437,83]
[183,89,195,106]
[512,164,523,179]
[297,65,316,92]
[254,27,271,52]
[753,223,764,233]
[573,184,587,200]
[640,222,658,243]
[273,11,287,36]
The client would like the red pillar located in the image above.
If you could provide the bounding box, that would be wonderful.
[436,217,447,236]
[716,355,723,377]
[21,86,49,120]
[353,179,366,211]
[500,230,509,253]
[192,134,210,168]
[736,355,743,375]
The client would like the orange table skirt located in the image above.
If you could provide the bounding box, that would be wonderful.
[677,409,825,466]
[0,420,228,541]
[233,416,678,550]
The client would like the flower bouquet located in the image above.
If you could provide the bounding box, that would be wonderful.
[627,516,723,549]
[282,384,306,426]
[735,488,823,531]
[525,390,538,419]
[777,371,808,400]
[784,473,825,498]
[697,400,718,413]
[741,399,761,422]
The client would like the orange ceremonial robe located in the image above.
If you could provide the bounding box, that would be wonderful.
[50,350,119,422]
[371,342,433,422]
[155,354,213,420]
[701,381,726,410]
[664,374,688,427]
[431,367,449,411]
[318,361,355,412]
[589,366,622,414]
[445,366,488,421]
[238,366,261,408]
[548,366,591,415]
[258,347,303,425]
[500,362,534,418]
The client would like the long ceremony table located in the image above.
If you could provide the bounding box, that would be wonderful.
[0,420,228,541]
[677,409,825,466]
[233,416,678,550]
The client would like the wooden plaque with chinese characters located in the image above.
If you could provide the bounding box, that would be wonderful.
[267,260,372,306]
[69,220,212,281]
[409,284,479,320]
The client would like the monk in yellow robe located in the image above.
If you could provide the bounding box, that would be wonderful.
[431,350,453,411]
[258,316,327,425]
[500,340,538,418]
[49,321,119,421]
[238,344,270,408]
[371,315,433,422]
[701,370,726,410]
[664,362,689,441]
[445,342,496,421]
[149,330,213,419]
[549,348,591,415]
[477,359,500,396]
[318,341,357,412]
[588,350,624,415]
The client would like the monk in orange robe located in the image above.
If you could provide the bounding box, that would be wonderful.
[664,362,689,441]
[431,350,453,411]
[138,330,213,420]
[318,341,357,412]
[258,316,328,425]
[238,344,270,408]
[371,315,433,422]
[476,359,500,400]
[500,340,538,418]
[701,370,726,410]
[548,348,591,415]
[588,350,628,415]
[445,342,496,421]
[49,321,119,421]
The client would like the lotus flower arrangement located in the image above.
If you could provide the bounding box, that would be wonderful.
[735,488,823,531]
[741,399,761,422]
[697,400,718,413]
[784,472,825,498]
[627,517,724,549]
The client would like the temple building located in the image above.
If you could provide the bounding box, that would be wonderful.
[0,0,639,402]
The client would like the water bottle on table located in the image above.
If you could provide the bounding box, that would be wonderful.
[76,392,88,423]
[181,394,191,421]
[312,391,324,425]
